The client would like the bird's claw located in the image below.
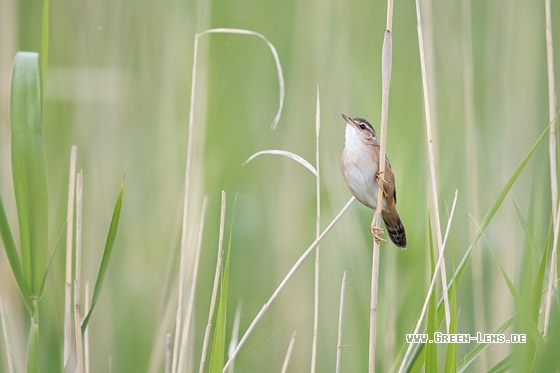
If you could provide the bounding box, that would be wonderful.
[376,171,388,187]
[371,225,388,243]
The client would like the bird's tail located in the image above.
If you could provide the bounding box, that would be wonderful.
[382,210,407,248]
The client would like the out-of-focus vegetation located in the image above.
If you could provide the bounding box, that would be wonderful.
[1,0,559,371]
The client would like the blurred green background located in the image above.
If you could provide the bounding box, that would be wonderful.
[1,0,560,371]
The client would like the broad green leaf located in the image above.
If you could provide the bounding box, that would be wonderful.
[81,176,125,332]
[10,51,49,298]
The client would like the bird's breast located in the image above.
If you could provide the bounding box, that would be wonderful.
[342,144,385,210]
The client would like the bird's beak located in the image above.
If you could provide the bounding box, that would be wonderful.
[341,113,353,125]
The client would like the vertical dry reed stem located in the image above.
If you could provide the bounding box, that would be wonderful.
[336,271,347,373]
[544,0,558,338]
[311,85,321,373]
[74,171,84,373]
[171,29,202,373]
[281,331,297,373]
[545,0,558,223]
[414,0,451,332]
[174,28,284,372]
[198,191,227,373]
[177,196,208,371]
[64,145,77,368]
[369,0,393,365]
[223,197,356,372]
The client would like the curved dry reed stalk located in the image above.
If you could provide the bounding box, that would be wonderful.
[222,197,356,372]
[174,27,285,372]
[244,150,317,176]
[197,28,285,130]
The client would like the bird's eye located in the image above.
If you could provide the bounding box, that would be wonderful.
[359,124,366,129]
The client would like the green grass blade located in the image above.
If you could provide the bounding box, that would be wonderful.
[10,51,49,298]
[487,355,512,373]
[401,121,551,371]
[535,315,560,370]
[450,120,551,297]
[209,201,235,373]
[444,244,457,373]
[425,219,438,373]
[81,176,125,332]
[456,314,516,372]
[529,218,549,319]
[487,245,543,347]
[208,240,230,373]
[0,197,31,313]
[40,0,49,98]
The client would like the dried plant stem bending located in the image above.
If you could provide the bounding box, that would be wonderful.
[222,197,356,372]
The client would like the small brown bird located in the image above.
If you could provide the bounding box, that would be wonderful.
[341,114,406,248]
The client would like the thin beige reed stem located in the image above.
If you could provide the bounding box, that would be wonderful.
[281,331,297,373]
[544,0,558,338]
[369,6,393,367]
[311,85,321,373]
[74,171,84,373]
[64,145,77,368]
[336,271,347,373]
[414,0,451,332]
[223,197,356,372]
[171,28,202,373]
[0,298,14,373]
[177,197,208,371]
